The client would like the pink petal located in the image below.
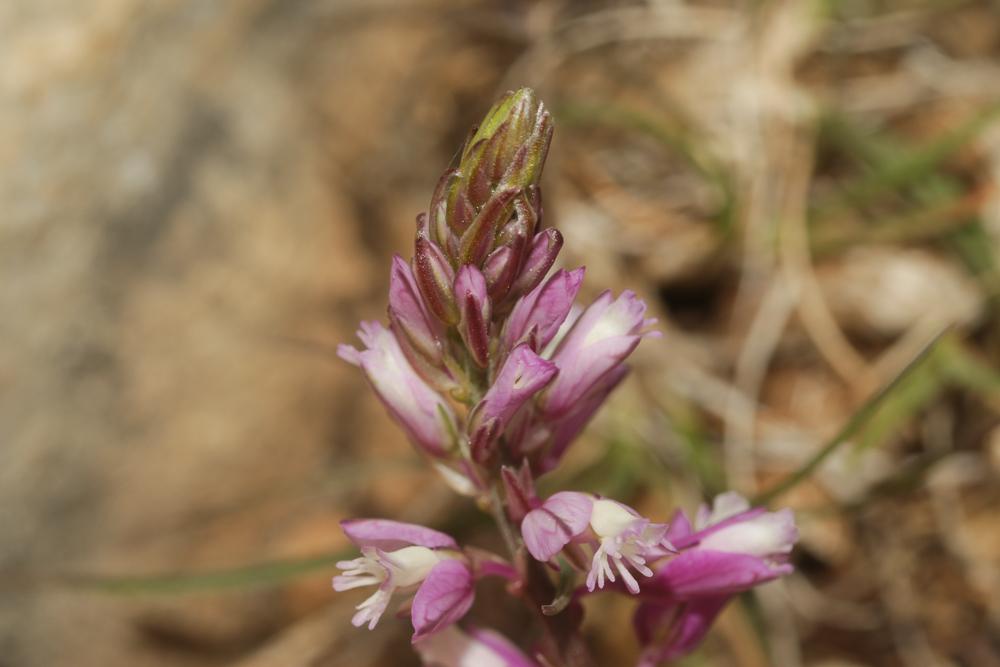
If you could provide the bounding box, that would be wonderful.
[540,365,628,472]
[542,290,653,418]
[468,628,539,667]
[468,344,557,459]
[503,268,584,352]
[388,255,441,361]
[520,492,594,562]
[414,626,539,667]
[634,597,729,664]
[341,519,457,551]
[411,560,475,641]
[664,509,694,546]
[647,550,791,599]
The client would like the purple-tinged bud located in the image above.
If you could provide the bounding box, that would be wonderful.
[339,322,456,458]
[541,290,658,418]
[468,343,557,462]
[458,188,518,267]
[388,256,443,363]
[503,268,585,353]
[483,245,520,303]
[499,104,553,192]
[461,89,552,194]
[427,171,456,243]
[414,237,459,325]
[498,189,539,245]
[454,265,491,368]
[464,119,511,208]
[500,461,539,523]
[507,228,563,300]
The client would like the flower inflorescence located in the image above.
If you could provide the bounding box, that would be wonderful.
[335,89,797,666]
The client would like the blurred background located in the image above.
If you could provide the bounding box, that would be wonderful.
[3,0,1000,665]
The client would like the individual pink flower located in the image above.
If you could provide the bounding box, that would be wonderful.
[645,491,798,599]
[338,322,456,458]
[388,255,444,364]
[632,493,798,662]
[333,519,474,639]
[415,626,538,667]
[540,290,658,418]
[520,492,672,595]
[467,343,557,461]
[502,268,585,353]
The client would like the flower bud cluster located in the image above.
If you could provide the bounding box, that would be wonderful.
[339,88,655,482]
[335,89,797,666]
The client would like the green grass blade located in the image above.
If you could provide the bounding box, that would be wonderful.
[64,551,349,596]
[753,328,950,506]
[813,102,1000,215]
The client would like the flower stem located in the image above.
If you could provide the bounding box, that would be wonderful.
[487,482,519,559]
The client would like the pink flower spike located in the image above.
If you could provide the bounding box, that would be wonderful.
[468,344,557,460]
[341,519,458,551]
[411,559,476,641]
[520,491,594,562]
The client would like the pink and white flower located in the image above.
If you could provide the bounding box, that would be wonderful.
[338,322,456,458]
[632,493,798,662]
[647,491,798,599]
[468,343,557,461]
[333,519,474,639]
[540,289,658,418]
[520,492,672,594]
